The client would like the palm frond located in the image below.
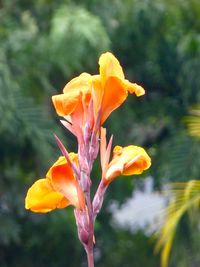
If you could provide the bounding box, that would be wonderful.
[156,180,200,267]
[185,106,200,138]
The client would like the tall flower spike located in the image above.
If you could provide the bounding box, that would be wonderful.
[26,51,151,267]
[104,145,151,184]
[25,155,85,212]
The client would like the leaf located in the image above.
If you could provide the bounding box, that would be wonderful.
[185,106,200,139]
[156,180,200,267]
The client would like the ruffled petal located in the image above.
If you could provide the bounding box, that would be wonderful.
[100,77,128,124]
[52,92,80,116]
[63,72,92,94]
[52,73,92,117]
[123,80,145,96]
[25,178,69,213]
[99,52,124,87]
[63,73,92,106]
[105,145,151,183]
[98,52,145,123]
[91,75,103,116]
[46,154,78,178]
[48,155,85,210]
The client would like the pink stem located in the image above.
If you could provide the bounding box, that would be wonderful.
[78,108,101,267]
[86,244,94,267]
[79,143,95,267]
[85,194,94,267]
[92,179,107,219]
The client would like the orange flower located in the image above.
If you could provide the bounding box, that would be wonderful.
[52,52,145,124]
[25,154,85,213]
[104,145,151,184]
[52,73,92,118]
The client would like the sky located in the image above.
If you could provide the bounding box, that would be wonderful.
[111,177,167,235]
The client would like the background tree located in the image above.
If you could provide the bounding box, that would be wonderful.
[1,0,200,266]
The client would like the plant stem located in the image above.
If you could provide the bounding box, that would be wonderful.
[80,120,98,267]
[86,243,94,267]
[85,191,95,267]
[93,179,107,219]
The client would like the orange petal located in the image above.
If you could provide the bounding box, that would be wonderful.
[47,154,79,176]
[25,178,69,213]
[52,73,92,117]
[91,75,103,116]
[63,73,92,107]
[100,77,128,124]
[46,156,68,178]
[63,73,92,94]
[123,80,145,96]
[99,52,125,87]
[52,92,79,116]
[48,156,85,210]
[105,145,151,183]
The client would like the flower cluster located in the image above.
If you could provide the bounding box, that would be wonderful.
[25,52,151,266]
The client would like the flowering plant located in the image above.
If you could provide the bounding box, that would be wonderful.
[25,52,151,267]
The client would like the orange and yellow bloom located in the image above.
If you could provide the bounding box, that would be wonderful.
[105,145,151,184]
[25,154,85,213]
[25,52,150,215]
[52,52,145,125]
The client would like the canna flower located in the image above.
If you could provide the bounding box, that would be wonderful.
[52,52,145,126]
[25,154,85,213]
[104,145,151,184]
[25,50,151,267]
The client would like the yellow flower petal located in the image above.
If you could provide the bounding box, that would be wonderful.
[50,161,85,209]
[25,154,85,213]
[100,77,128,124]
[98,52,145,123]
[123,80,145,96]
[46,154,78,178]
[52,73,92,117]
[105,145,151,183]
[91,75,103,116]
[25,178,69,213]
[99,52,125,87]
[52,92,80,117]
[47,155,85,210]
[63,72,92,94]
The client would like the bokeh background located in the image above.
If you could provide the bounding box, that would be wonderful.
[1,0,200,266]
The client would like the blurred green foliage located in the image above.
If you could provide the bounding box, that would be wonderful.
[1,0,200,266]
